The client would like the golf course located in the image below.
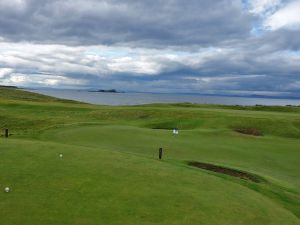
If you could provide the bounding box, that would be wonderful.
[0,87,299,225]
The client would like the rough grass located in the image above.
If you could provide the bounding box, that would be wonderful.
[1,88,300,138]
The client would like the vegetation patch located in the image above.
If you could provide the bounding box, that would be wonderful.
[188,161,261,183]
[234,127,263,136]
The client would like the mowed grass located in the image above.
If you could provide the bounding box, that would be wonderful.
[0,87,300,225]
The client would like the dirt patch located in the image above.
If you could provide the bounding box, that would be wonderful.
[234,128,263,136]
[188,161,261,183]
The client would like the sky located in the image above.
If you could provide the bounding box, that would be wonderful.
[0,0,300,96]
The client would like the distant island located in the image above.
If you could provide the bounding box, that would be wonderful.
[89,89,119,93]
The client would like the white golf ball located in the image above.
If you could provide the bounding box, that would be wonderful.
[59,154,63,158]
[4,187,10,193]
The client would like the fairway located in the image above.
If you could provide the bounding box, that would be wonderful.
[0,88,300,225]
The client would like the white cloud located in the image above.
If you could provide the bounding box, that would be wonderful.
[0,68,13,78]
[107,57,162,75]
[0,0,27,12]
[0,41,231,82]
[0,40,300,94]
[249,0,281,14]
[264,1,300,30]
[187,75,265,83]
[2,73,89,88]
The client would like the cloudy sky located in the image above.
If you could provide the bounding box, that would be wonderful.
[0,0,300,96]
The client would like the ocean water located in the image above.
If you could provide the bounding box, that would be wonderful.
[29,89,300,106]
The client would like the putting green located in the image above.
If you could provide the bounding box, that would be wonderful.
[38,125,300,189]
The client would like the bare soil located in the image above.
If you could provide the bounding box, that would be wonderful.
[188,161,261,182]
[234,128,263,136]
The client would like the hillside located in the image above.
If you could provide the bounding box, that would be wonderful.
[0,87,81,103]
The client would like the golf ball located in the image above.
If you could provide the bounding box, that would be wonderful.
[4,187,10,192]
[59,154,63,158]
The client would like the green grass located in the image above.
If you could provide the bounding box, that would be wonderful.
[0,87,299,225]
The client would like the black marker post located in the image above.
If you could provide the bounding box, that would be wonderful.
[4,129,9,138]
[159,147,163,160]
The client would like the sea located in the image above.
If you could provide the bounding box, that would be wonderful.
[29,89,300,106]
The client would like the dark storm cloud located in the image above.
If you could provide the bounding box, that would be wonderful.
[0,0,253,47]
[260,29,300,52]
